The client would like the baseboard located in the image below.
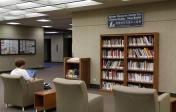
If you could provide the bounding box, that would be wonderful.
[89,84,100,89]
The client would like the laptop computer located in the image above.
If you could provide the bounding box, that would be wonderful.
[26,69,37,79]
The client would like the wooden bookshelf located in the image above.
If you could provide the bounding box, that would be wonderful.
[100,33,159,91]
[64,57,90,87]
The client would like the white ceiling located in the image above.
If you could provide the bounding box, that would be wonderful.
[0,0,167,30]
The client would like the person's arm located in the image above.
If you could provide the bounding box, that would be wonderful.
[23,69,34,82]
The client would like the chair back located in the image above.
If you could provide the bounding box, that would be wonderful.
[112,85,159,112]
[53,78,88,112]
[0,73,27,106]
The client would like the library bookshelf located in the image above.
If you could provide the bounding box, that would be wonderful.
[100,33,159,91]
[64,57,90,87]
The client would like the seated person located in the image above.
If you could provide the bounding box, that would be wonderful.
[10,58,34,82]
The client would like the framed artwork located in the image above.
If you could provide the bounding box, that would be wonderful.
[0,39,19,55]
[0,39,36,55]
[19,39,36,54]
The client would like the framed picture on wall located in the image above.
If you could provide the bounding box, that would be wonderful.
[19,39,36,54]
[0,39,36,55]
[0,39,19,55]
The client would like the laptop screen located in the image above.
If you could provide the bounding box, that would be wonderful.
[26,69,37,78]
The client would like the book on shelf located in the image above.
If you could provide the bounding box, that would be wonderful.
[128,60,154,71]
[102,60,124,69]
[128,83,153,88]
[128,36,154,46]
[102,49,124,59]
[102,81,122,91]
[128,73,153,83]
[102,70,124,81]
[128,48,154,58]
[102,39,124,47]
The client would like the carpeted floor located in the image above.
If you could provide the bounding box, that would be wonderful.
[0,63,115,112]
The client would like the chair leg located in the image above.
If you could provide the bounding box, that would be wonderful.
[22,107,24,111]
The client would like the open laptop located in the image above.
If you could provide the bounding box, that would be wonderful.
[26,69,37,79]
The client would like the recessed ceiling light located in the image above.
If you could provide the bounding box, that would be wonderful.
[6,22,21,25]
[67,28,72,30]
[37,19,51,22]
[42,26,53,28]
[121,0,130,2]
[45,31,59,34]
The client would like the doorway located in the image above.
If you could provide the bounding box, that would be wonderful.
[44,39,51,62]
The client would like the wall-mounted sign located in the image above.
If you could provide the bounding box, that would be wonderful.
[108,12,144,28]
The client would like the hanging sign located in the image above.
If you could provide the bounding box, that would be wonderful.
[108,12,144,28]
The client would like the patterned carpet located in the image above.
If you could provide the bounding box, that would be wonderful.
[0,63,115,112]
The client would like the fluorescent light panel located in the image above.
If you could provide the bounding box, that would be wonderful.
[122,0,131,1]
[45,31,59,34]
[0,0,103,22]
[49,0,85,5]
[37,19,51,22]
[6,22,21,25]
[25,13,47,18]
[0,0,21,6]
[66,0,102,8]
[42,26,53,28]
[4,15,24,20]
[0,8,9,13]
[9,10,30,15]
[16,2,42,9]
[35,6,58,12]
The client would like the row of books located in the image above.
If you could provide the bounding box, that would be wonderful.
[102,60,124,69]
[128,73,153,83]
[102,71,124,80]
[128,36,154,46]
[102,81,121,90]
[128,61,154,71]
[128,84,153,88]
[102,82,153,90]
[102,49,124,59]
[128,48,154,58]
[102,39,124,47]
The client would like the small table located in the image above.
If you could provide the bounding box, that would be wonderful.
[34,89,56,112]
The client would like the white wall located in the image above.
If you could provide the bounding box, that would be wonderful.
[72,0,176,93]
[0,25,44,71]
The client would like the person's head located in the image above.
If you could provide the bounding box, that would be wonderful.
[14,58,26,68]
